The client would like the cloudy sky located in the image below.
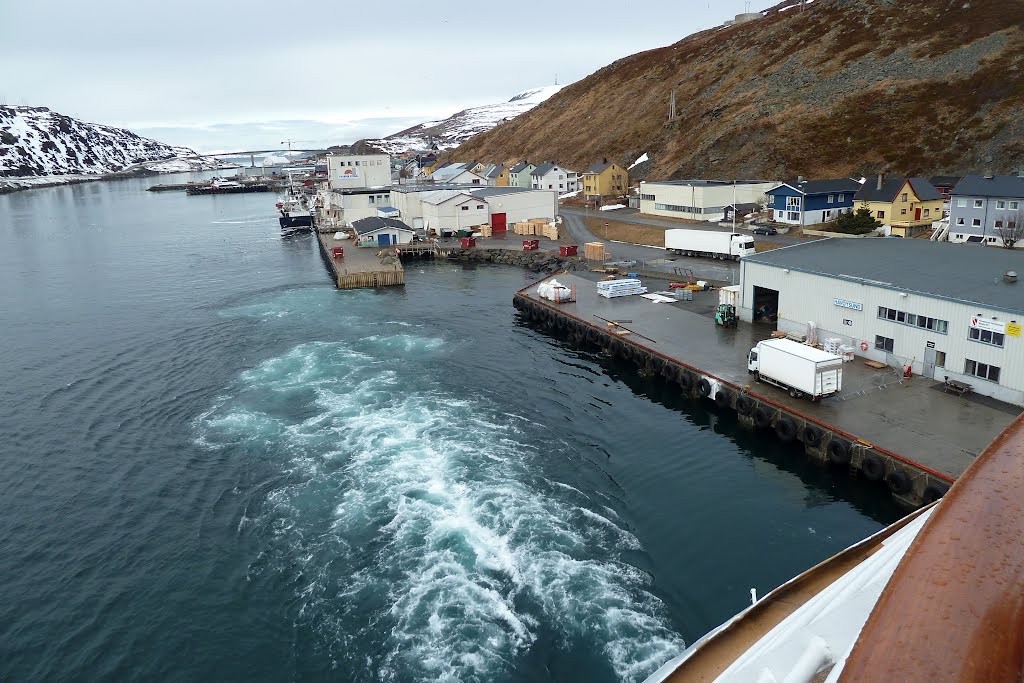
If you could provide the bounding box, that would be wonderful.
[2,0,760,153]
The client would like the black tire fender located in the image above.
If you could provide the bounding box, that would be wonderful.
[774,417,797,443]
[753,406,772,430]
[678,371,694,391]
[660,361,675,379]
[923,482,950,504]
[714,388,732,409]
[887,468,912,495]
[697,378,713,398]
[735,395,754,416]
[827,438,852,467]
[802,425,823,448]
[861,453,885,481]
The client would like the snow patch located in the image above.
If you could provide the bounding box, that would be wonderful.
[599,204,627,211]
[628,153,649,170]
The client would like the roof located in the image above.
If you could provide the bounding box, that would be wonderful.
[768,179,862,196]
[467,186,536,198]
[642,179,775,187]
[744,238,1024,314]
[391,183,478,194]
[351,217,413,235]
[418,190,477,205]
[855,177,942,203]
[929,175,962,188]
[952,174,1024,199]
[531,163,558,176]
[725,202,760,212]
[509,162,533,173]
[586,160,615,174]
[484,165,505,178]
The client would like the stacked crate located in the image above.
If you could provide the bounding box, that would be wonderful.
[596,279,647,298]
[541,224,559,240]
[584,242,608,260]
[514,222,536,236]
[480,225,492,238]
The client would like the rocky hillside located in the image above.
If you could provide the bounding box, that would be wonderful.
[0,106,201,177]
[451,0,1024,180]
[361,86,563,155]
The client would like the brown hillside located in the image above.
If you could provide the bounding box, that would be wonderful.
[451,0,1024,180]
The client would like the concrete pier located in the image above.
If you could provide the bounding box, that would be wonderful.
[515,272,1020,506]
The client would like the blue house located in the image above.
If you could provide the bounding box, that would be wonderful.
[766,179,863,226]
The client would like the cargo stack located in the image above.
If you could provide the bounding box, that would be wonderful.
[596,278,647,298]
[479,224,492,238]
[584,242,608,260]
[541,223,559,240]
[514,222,536,236]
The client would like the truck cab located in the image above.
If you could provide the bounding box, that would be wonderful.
[731,234,756,259]
[747,347,759,373]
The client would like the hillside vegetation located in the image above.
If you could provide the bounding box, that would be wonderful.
[451,0,1024,180]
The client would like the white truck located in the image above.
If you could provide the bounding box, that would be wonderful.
[747,339,843,400]
[665,229,755,261]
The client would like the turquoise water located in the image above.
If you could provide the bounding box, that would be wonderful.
[0,174,904,681]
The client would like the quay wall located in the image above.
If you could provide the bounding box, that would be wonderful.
[513,290,955,508]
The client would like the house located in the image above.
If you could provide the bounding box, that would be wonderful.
[929,175,962,202]
[351,216,415,246]
[481,164,509,186]
[326,153,392,189]
[582,159,629,198]
[948,174,1024,247]
[419,190,490,235]
[638,180,779,221]
[854,176,944,238]
[429,164,485,185]
[765,179,862,226]
[421,158,443,176]
[530,163,579,193]
[317,188,394,227]
[723,203,761,223]
[509,162,536,188]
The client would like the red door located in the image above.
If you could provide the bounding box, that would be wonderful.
[492,213,507,232]
[915,208,922,221]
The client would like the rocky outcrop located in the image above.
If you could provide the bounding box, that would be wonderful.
[445,249,588,273]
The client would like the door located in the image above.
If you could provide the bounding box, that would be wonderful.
[923,345,937,378]
[492,213,507,232]
[377,233,390,247]
[915,208,922,221]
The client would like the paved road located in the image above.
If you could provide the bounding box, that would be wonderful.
[562,207,805,246]
[559,211,739,284]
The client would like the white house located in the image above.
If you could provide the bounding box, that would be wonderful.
[351,217,415,246]
[639,179,779,221]
[530,163,578,193]
[326,153,391,190]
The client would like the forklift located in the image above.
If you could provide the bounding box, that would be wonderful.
[715,303,738,328]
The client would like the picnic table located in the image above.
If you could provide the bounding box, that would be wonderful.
[942,378,973,397]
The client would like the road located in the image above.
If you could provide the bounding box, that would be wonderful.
[561,207,806,246]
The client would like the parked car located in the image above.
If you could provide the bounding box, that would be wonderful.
[751,226,778,235]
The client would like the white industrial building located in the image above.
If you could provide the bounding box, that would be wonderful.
[639,180,778,221]
[326,153,391,189]
[388,185,557,233]
[739,239,1024,405]
[319,188,394,226]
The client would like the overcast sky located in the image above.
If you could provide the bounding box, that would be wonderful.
[2,0,760,152]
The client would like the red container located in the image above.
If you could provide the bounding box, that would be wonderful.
[523,239,539,251]
[560,244,578,257]
[461,237,477,248]
[331,247,344,259]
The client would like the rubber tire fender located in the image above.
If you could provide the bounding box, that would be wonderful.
[753,406,772,430]
[697,378,713,398]
[923,482,950,504]
[886,468,913,495]
[861,453,885,481]
[735,395,754,416]
[513,296,524,310]
[802,425,823,448]
[713,389,732,410]
[660,361,675,379]
[678,371,694,392]
[827,438,852,467]
[774,417,798,443]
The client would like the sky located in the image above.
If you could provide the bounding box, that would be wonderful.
[2,0,761,153]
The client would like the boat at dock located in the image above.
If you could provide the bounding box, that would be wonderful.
[185,177,271,195]
[277,195,313,235]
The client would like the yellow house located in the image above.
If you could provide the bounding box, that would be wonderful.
[422,159,442,176]
[495,167,510,186]
[854,177,944,237]
[483,164,510,186]
[583,159,629,199]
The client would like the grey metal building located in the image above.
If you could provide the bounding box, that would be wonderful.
[948,174,1024,247]
[739,239,1024,405]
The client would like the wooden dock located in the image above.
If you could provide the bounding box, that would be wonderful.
[316,230,404,290]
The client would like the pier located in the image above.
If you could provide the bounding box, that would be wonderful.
[315,229,404,289]
[515,272,1020,506]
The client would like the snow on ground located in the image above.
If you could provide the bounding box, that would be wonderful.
[599,204,627,211]
[628,153,649,170]
[559,189,580,199]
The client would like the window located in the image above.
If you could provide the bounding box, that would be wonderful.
[901,208,908,215]
[476,205,484,209]
[924,208,930,217]
[586,186,592,192]
[877,306,948,334]
[1012,201,1020,210]
[786,196,801,208]
[875,335,895,353]
[988,237,998,244]
[641,194,656,201]
[995,220,1004,228]
[969,327,1006,347]
[974,199,984,208]
[559,184,564,189]
[838,194,845,202]
[956,217,966,226]
[369,196,375,204]
[965,359,1001,383]
[901,193,908,202]
[355,161,360,166]
[877,211,885,219]
[786,211,800,221]
[997,200,1006,209]
[827,194,834,203]
[957,199,967,207]
[461,206,469,211]
[972,218,982,227]
[935,351,946,368]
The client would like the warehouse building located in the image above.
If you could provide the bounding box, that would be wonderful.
[639,179,778,221]
[739,239,1024,405]
[389,185,557,232]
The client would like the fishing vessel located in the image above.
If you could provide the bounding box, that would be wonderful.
[276,195,313,235]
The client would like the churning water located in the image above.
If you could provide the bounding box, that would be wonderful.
[0,174,903,682]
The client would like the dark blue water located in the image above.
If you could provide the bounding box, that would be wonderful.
[0,174,904,682]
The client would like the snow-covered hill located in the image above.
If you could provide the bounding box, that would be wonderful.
[0,105,211,177]
[363,85,564,155]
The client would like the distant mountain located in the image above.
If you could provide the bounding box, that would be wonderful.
[0,105,215,177]
[451,0,1024,180]
[360,86,564,155]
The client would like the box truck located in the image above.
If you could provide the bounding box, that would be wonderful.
[665,229,755,260]
[747,339,843,400]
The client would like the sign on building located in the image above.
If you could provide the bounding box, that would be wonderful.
[337,168,360,180]
[970,317,1006,334]
[833,299,863,311]
[1007,322,1022,337]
